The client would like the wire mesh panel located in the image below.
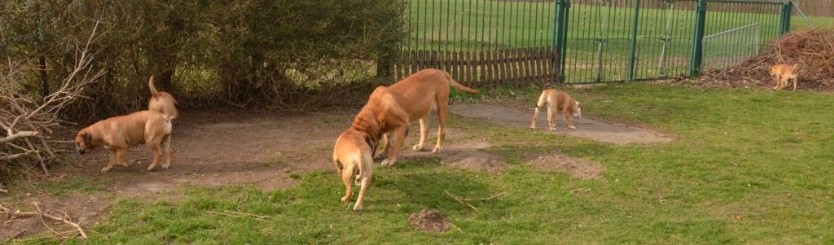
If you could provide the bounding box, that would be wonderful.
[396,0,792,86]
[702,1,783,71]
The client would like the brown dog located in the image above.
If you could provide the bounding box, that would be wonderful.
[332,126,376,211]
[770,64,799,91]
[148,75,179,120]
[353,69,478,167]
[530,89,581,131]
[75,110,173,172]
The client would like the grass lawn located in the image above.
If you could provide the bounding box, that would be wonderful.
[17,83,833,244]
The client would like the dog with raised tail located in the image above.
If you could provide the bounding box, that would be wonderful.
[356,69,479,167]
[75,111,174,172]
[770,64,799,92]
[148,75,179,120]
[530,89,582,131]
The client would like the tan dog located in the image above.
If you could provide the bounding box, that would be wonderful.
[148,75,179,120]
[530,89,582,131]
[332,126,377,211]
[75,110,173,172]
[353,69,478,167]
[770,64,799,91]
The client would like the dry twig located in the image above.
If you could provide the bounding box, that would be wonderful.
[444,191,479,211]
[0,202,88,239]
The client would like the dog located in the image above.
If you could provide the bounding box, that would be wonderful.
[148,75,179,120]
[770,64,799,91]
[530,89,582,131]
[75,110,173,172]
[332,126,377,211]
[352,69,478,167]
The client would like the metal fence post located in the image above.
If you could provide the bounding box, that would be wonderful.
[779,1,793,35]
[553,0,569,83]
[689,0,707,77]
[626,0,640,81]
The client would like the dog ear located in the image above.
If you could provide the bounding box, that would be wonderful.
[83,133,92,147]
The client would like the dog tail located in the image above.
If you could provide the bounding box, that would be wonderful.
[445,72,478,94]
[148,75,159,97]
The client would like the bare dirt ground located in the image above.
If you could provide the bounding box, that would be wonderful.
[450,103,674,145]
[1,102,671,241]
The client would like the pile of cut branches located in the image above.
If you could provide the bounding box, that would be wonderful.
[1,22,103,177]
[679,29,834,91]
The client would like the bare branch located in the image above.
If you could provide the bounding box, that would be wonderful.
[0,131,39,144]
[0,151,37,161]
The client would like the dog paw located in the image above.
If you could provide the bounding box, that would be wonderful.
[147,166,157,171]
[341,196,351,202]
[373,153,387,161]
[431,147,441,154]
[353,205,363,212]
[568,125,576,130]
[412,144,425,151]
[100,167,112,173]
[381,159,396,167]
[162,163,171,169]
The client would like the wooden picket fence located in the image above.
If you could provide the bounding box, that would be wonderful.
[392,47,560,88]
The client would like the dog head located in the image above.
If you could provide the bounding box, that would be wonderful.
[571,100,582,119]
[74,129,94,154]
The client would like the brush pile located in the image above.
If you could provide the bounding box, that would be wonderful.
[682,29,834,91]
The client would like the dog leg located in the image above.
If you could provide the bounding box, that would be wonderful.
[354,153,373,211]
[433,103,448,154]
[101,151,117,173]
[340,163,355,202]
[547,106,556,131]
[147,145,160,171]
[353,175,371,211]
[162,135,173,169]
[412,118,428,151]
[375,133,389,160]
[792,77,797,92]
[381,127,407,167]
[563,109,576,130]
[530,107,540,129]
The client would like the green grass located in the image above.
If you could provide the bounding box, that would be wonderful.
[14,83,834,244]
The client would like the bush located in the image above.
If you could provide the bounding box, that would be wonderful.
[0,0,407,122]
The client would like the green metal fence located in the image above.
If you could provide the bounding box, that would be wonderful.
[393,0,793,86]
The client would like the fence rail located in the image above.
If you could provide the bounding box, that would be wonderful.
[394,48,558,88]
[394,0,795,87]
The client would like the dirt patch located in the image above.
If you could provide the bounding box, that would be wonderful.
[408,209,451,232]
[398,132,506,174]
[67,109,353,197]
[1,193,110,241]
[528,154,603,179]
[450,103,673,145]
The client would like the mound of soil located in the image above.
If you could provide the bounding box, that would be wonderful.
[408,209,450,232]
[677,29,834,91]
[529,154,603,179]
